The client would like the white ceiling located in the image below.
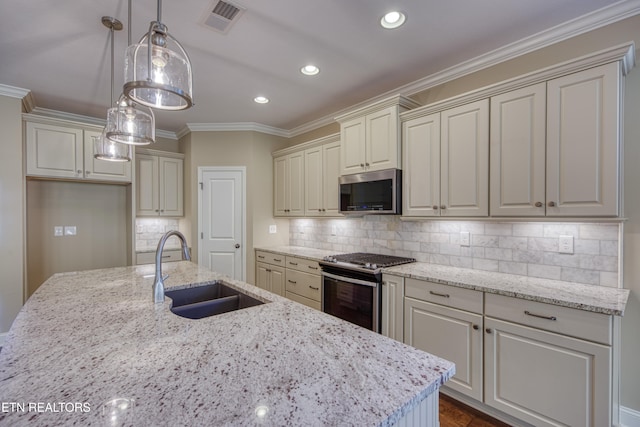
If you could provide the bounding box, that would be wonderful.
[1,0,638,136]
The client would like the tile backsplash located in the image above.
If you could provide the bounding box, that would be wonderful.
[290,217,621,287]
[135,218,181,251]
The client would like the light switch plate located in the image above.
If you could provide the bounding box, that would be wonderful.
[559,235,574,254]
[460,231,470,247]
[54,226,63,237]
[64,226,77,236]
[269,224,277,234]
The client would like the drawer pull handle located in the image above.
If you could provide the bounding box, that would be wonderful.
[308,266,318,270]
[288,280,297,284]
[289,262,298,266]
[266,269,271,272]
[258,255,265,259]
[429,290,450,298]
[162,255,171,258]
[524,310,557,321]
[274,258,282,262]
[309,286,319,291]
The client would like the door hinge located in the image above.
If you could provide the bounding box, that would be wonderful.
[201,232,204,239]
[199,182,203,190]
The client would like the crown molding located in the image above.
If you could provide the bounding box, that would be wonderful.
[0,84,30,99]
[272,133,340,158]
[184,122,290,138]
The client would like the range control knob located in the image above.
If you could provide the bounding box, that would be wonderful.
[365,262,372,269]
[371,263,378,270]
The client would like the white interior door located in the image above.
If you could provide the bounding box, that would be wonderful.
[198,167,246,280]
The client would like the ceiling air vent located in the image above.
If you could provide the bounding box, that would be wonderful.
[202,0,245,34]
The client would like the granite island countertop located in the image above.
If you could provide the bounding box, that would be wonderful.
[0,262,454,426]
[255,246,629,316]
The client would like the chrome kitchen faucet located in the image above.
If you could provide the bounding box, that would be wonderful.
[154,230,191,303]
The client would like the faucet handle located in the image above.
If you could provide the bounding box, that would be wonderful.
[163,274,169,281]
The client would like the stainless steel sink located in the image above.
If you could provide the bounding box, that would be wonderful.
[165,283,264,319]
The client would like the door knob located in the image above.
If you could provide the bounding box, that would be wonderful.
[235,244,240,249]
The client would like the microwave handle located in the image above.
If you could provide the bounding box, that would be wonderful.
[322,271,378,288]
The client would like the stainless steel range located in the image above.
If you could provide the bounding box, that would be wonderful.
[319,253,416,333]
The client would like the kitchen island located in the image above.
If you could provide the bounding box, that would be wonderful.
[0,261,454,426]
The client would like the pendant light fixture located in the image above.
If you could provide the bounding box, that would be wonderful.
[95,16,131,162]
[105,0,156,146]
[123,0,194,110]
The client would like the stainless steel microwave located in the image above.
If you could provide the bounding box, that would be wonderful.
[339,169,402,215]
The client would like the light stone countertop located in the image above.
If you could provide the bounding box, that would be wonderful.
[0,261,454,427]
[256,246,629,316]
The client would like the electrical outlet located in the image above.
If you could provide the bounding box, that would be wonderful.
[64,226,77,236]
[460,231,470,247]
[54,226,63,237]
[269,224,277,234]
[559,235,574,254]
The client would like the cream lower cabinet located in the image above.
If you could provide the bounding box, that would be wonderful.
[26,121,131,182]
[381,274,405,341]
[403,278,484,401]
[484,293,613,427]
[285,256,321,310]
[255,251,286,296]
[402,99,489,217]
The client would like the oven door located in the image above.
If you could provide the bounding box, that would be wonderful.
[321,270,380,333]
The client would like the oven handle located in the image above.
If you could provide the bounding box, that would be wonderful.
[321,271,379,288]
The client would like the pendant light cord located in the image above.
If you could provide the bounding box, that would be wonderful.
[128,0,132,46]
[157,0,162,23]
[109,23,115,107]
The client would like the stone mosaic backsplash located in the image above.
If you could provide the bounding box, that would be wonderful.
[289,217,621,287]
[135,218,181,251]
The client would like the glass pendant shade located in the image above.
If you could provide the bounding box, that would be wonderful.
[106,96,155,145]
[93,130,131,162]
[123,21,193,110]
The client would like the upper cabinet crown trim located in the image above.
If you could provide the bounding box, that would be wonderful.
[335,95,421,123]
[401,42,635,122]
[272,133,340,158]
[136,148,185,160]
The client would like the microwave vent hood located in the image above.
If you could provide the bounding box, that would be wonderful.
[339,168,402,215]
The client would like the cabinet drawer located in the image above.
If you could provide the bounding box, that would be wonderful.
[485,293,612,345]
[285,256,321,274]
[286,269,321,302]
[255,251,285,267]
[136,250,183,265]
[405,278,483,314]
[286,291,321,311]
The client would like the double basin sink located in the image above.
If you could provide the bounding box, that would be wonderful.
[165,282,264,320]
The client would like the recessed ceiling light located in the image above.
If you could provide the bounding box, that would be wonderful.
[380,11,406,29]
[254,96,269,104]
[300,64,320,76]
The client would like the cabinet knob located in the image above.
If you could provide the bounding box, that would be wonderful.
[77,169,82,175]
[322,208,326,212]
[160,209,164,213]
[485,328,492,334]
[432,205,439,210]
[440,205,446,210]
[365,162,370,167]
[473,325,479,330]
[548,201,556,207]
[155,209,159,213]
[85,171,90,175]
[535,201,543,207]
[318,209,322,212]
[360,163,365,168]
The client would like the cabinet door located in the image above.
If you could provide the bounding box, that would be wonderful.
[322,141,341,216]
[546,62,620,216]
[136,154,159,216]
[405,297,483,401]
[159,157,183,216]
[304,146,323,216]
[270,265,285,296]
[340,116,366,175]
[440,99,489,216]
[255,262,270,291]
[366,105,399,172]
[402,113,441,217]
[490,83,546,216]
[273,156,288,216]
[288,152,305,216]
[381,275,404,341]
[26,122,83,179]
[83,130,132,182]
[485,317,611,427]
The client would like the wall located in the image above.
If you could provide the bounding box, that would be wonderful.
[0,94,24,338]
[26,180,128,297]
[181,130,289,284]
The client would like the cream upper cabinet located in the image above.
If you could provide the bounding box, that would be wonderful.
[274,151,304,217]
[490,83,547,216]
[337,96,420,175]
[402,99,489,217]
[136,150,183,217]
[304,140,341,216]
[26,121,131,183]
[546,62,621,217]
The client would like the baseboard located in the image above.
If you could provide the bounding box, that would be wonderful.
[621,406,640,427]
